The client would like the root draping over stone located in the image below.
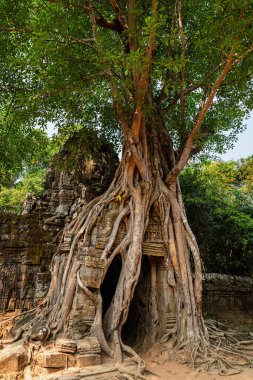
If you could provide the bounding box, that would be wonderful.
[1,126,253,378]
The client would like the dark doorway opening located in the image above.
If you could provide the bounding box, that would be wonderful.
[100,255,122,316]
[121,256,155,351]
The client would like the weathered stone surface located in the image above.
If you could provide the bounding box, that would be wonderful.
[31,324,51,342]
[202,273,253,323]
[77,337,101,355]
[36,352,67,368]
[78,254,105,289]
[0,129,118,313]
[67,354,76,368]
[0,342,28,372]
[55,339,77,354]
[76,354,101,368]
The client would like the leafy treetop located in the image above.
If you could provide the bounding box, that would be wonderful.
[0,0,252,167]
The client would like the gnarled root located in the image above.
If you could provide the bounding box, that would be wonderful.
[162,321,253,375]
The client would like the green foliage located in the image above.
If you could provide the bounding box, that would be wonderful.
[0,1,252,266]
[0,168,46,214]
[0,0,252,155]
[52,126,117,171]
[0,107,55,212]
[0,108,54,187]
[181,158,253,276]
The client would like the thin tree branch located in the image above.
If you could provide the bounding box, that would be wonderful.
[109,0,128,30]
[232,46,253,65]
[64,35,95,46]
[86,2,128,138]
[166,48,236,185]
[94,6,124,33]
[161,62,224,108]
[0,26,33,33]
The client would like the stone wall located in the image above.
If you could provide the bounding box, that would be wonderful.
[202,273,253,323]
[0,213,55,312]
[0,130,118,312]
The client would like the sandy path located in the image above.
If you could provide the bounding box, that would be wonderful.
[145,359,253,380]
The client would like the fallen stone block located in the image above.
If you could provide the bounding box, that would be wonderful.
[0,342,28,372]
[76,354,101,368]
[36,352,67,368]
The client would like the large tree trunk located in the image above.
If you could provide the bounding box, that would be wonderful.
[33,117,205,355]
[7,115,253,376]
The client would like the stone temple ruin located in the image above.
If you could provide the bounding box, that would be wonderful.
[0,131,118,314]
[0,130,253,377]
[0,131,176,377]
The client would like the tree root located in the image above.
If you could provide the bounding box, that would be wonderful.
[1,328,23,344]
[163,322,253,374]
[116,365,147,380]
[120,339,145,374]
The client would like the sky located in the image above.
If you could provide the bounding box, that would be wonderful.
[219,113,253,161]
[47,114,253,161]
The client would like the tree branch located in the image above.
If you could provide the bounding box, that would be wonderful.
[232,46,253,65]
[64,35,95,46]
[0,26,33,33]
[166,48,236,185]
[161,62,224,108]
[129,144,148,180]
[95,15,124,33]
[109,0,128,30]
[131,0,158,143]
[86,3,128,138]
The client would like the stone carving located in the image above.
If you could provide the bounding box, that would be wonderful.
[78,247,105,289]
[94,209,166,257]
[66,290,97,340]
[56,339,77,354]
[21,192,37,215]
[31,325,51,342]
[0,129,118,312]
[97,207,118,238]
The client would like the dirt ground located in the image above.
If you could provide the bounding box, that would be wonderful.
[37,358,253,380]
[144,358,253,380]
[1,312,253,380]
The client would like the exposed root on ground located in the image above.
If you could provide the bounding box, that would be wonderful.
[160,319,253,375]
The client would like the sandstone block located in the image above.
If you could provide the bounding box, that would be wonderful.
[76,354,101,368]
[77,336,100,355]
[0,343,28,372]
[78,255,105,289]
[56,338,77,353]
[36,352,67,368]
[67,354,76,368]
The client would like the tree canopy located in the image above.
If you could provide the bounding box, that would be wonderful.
[0,0,252,160]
